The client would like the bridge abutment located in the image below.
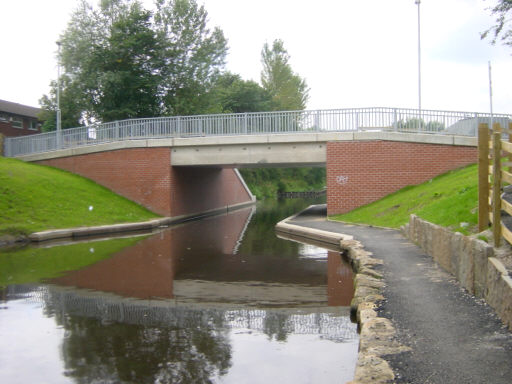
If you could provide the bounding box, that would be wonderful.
[36,147,254,218]
[326,140,477,215]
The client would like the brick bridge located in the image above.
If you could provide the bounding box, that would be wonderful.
[5,107,498,219]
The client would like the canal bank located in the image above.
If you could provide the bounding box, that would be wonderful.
[277,205,512,384]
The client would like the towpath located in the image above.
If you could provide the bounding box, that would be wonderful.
[288,205,512,384]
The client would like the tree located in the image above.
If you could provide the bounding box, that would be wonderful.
[40,0,228,130]
[212,73,273,113]
[154,0,228,115]
[481,0,512,47]
[261,39,309,111]
[38,75,85,132]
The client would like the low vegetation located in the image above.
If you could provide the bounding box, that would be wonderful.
[0,157,158,237]
[240,167,325,199]
[331,164,478,235]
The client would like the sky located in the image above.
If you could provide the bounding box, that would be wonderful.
[1,0,511,114]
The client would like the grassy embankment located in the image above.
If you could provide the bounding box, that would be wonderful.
[0,157,159,237]
[331,164,479,235]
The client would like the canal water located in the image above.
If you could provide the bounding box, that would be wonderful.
[0,198,358,384]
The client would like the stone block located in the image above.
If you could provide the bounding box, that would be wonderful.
[353,354,395,384]
[473,239,493,298]
[450,232,464,281]
[458,236,475,293]
[486,258,512,330]
[432,224,452,272]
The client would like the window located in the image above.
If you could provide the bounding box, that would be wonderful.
[29,120,38,130]
[11,117,23,129]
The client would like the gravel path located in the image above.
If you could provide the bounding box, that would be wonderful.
[289,205,512,384]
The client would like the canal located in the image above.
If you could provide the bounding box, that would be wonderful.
[0,198,358,383]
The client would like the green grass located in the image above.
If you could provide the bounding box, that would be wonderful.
[240,167,325,199]
[0,236,144,288]
[0,157,159,236]
[330,164,478,234]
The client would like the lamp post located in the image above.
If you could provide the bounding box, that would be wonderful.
[56,41,62,148]
[415,0,422,125]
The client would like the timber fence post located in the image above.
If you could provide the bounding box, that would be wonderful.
[478,123,490,232]
[492,130,502,247]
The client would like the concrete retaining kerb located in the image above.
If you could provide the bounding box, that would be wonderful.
[29,200,256,243]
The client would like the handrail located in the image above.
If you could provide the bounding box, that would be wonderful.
[5,107,512,157]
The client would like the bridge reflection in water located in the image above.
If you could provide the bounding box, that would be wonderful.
[49,206,354,307]
[1,200,358,383]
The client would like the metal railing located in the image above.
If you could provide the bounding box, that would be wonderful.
[4,107,511,157]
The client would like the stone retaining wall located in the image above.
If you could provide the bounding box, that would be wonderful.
[404,214,512,330]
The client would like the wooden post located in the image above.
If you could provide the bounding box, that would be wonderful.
[492,131,502,247]
[509,122,512,172]
[478,123,490,232]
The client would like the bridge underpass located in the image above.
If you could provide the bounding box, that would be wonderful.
[11,130,478,219]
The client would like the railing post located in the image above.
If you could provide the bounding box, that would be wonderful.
[478,123,490,232]
[393,108,398,131]
[177,117,181,136]
[244,113,248,134]
[492,130,502,247]
[115,121,120,141]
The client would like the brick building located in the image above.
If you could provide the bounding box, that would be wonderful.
[0,99,42,137]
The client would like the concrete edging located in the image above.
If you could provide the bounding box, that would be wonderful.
[28,200,257,243]
[276,213,410,384]
[403,214,512,330]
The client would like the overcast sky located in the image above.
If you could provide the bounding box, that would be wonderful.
[1,0,510,114]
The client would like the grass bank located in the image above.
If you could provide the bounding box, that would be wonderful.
[0,157,159,237]
[331,164,478,235]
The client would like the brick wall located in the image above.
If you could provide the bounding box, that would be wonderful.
[171,167,253,217]
[0,119,41,137]
[326,140,477,215]
[38,148,173,216]
[36,147,253,218]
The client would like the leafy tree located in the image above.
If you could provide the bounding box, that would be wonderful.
[261,39,309,111]
[396,118,445,132]
[481,0,512,47]
[38,75,85,132]
[154,0,228,115]
[40,0,228,129]
[212,73,273,113]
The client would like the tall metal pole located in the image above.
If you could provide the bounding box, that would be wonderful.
[415,0,422,127]
[488,61,494,131]
[56,41,62,149]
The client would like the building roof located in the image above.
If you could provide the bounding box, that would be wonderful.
[0,99,41,119]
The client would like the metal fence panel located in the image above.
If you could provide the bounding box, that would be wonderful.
[5,107,511,157]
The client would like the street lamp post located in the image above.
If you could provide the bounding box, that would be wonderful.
[415,0,422,127]
[56,41,62,149]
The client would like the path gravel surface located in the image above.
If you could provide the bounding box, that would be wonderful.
[289,205,512,384]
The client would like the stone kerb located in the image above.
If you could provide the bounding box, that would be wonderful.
[276,214,410,383]
[404,214,512,330]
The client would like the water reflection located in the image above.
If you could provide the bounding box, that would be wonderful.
[0,199,358,383]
